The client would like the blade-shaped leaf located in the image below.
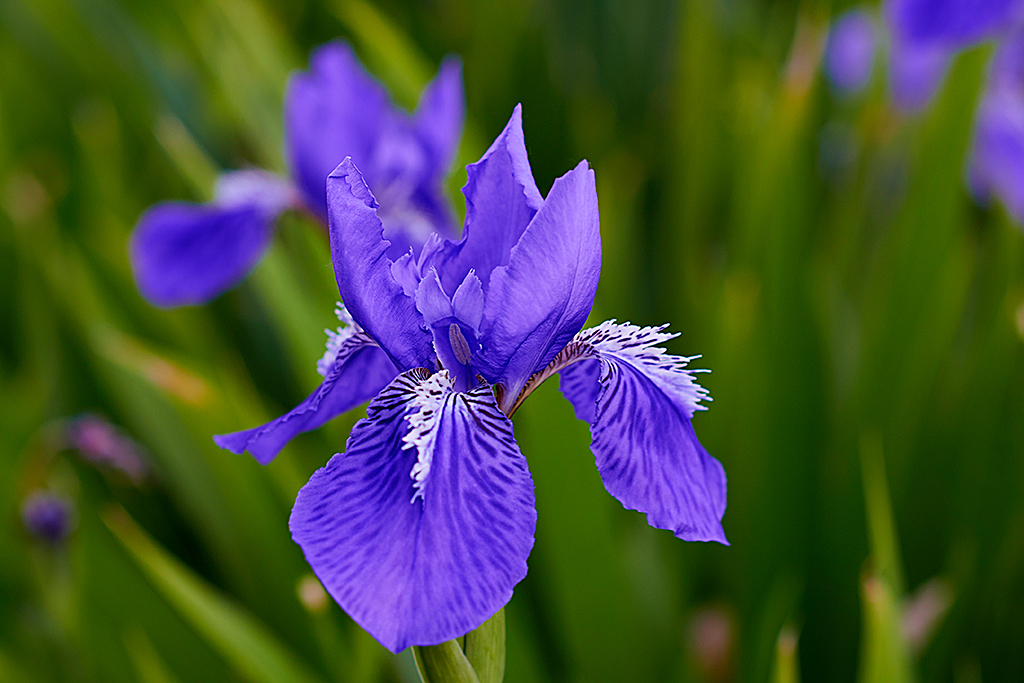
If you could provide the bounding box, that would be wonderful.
[103,505,325,683]
[770,625,800,683]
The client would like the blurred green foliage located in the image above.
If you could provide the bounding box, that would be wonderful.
[2,0,1024,681]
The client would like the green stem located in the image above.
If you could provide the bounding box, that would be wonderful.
[463,609,505,683]
[411,608,506,683]
[412,640,479,683]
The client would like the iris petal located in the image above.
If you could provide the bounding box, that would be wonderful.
[968,31,1024,221]
[553,321,726,543]
[327,158,435,370]
[214,330,397,465]
[130,201,276,308]
[285,42,389,221]
[885,0,1024,110]
[477,159,601,405]
[888,39,954,111]
[414,56,465,182]
[887,0,1024,46]
[289,369,536,653]
[970,90,1024,222]
[431,105,544,292]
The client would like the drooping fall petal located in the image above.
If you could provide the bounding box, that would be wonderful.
[289,370,536,653]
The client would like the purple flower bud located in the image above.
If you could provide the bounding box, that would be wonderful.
[21,491,75,544]
[826,9,878,94]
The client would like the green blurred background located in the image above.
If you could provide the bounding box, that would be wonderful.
[2,0,1023,681]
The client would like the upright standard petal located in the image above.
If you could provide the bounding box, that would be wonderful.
[541,321,726,543]
[290,369,536,653]
[214,311,398,465]
[285,42,389,220]
[130,202,275,307]
[414,57,465,180]
[477,160,601,409]
[431,105,544,293]
[368,122,457,258]
[327,158,435,370]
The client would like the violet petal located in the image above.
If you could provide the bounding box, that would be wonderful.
[476,159,601,403]
[431,105,544,293]
[285,42,389,221]
[557,321,726,543]
[215,333,397,465]
[825,9,877,94]
[129,201,276,307]
[289,369,536,653]
[327,158,435,371]
[414,56,465,179]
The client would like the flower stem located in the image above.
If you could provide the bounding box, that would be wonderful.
[412,640,479,683]
[412,608,506,683]
[464,608,505,683]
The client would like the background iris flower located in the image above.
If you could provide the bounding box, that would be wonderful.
[886,0,1024,111]
[825,2,1024,227]
[887,0,1024,226]
[129,42,463,307]
[218,105,727,653]
[969,30,1024,223]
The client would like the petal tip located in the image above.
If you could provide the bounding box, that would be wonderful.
[328,157,379,210]
[212,431,277,465]
[677,522,729,545]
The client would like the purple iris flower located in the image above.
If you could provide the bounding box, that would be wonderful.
[22,490,75,544]
[130,42,463,307]
[969,30,1024,221]
[885,0,1024,110]
[825,9,877,94]
[216,106,727,653]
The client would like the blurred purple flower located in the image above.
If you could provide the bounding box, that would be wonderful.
[825,9,877,94]
[885,0,1024,110]
[130,42,464,307]
[969,30,1024,222]
[67,414,147,483]
[216,106,727,653]
[22,491,75,544]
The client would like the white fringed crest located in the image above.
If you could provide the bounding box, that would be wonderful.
[317,303,362,377]
[402,370,454,502]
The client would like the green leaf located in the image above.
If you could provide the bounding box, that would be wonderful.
[859,575,914,683]
[770,625,800,683]
[152,114,219,200]
[412,640,481,683]
[859,435,914,683]
[463,609,505,683]
[102,505,325,683]
[123,628,183,683]
[860,432,905,596]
